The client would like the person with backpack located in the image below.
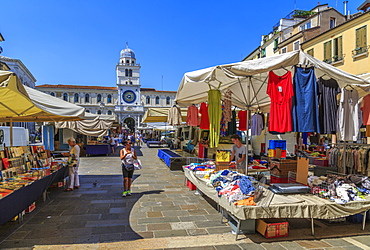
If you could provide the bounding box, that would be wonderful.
[120,140,137,197]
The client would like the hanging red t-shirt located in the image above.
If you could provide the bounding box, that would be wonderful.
[186,105,199,126]
[267,70,294,133]
[199,102,210,129]
[238,110,247,131]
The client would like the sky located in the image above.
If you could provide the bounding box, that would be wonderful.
[0,0,364,91]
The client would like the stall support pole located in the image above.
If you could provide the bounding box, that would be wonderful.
[311,218,315,236]
[245,77,251,175]
[10,118,13,147]
[362,210,368,230]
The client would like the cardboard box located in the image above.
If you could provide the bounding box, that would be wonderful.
[256,219,289,238]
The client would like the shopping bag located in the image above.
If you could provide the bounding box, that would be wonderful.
[133,159,142,170]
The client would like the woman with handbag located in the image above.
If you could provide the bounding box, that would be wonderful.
[120,140,137,197]
[62,137,81,192]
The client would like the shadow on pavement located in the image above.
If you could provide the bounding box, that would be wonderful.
[0,173,163,248]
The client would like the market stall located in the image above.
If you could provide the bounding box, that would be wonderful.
[0,70,87,224]
[175,50,370,173]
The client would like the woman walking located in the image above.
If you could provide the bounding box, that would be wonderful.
[120,140,137,197]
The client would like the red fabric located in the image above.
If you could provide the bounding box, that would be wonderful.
[186,105,199,126]
[267,71,294,133]
[238,110,247,131]
[198,143,204,158]
[199,102,210,129]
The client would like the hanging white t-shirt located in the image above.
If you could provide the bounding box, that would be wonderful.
[337,88,360,141]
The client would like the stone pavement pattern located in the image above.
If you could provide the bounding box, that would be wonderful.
[0,145,369,249]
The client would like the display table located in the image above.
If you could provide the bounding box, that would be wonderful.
[0,167,68,225]
[183,167,370,239]
[157,149,184,170]
[147,141,162,148]
[86,144,111,156]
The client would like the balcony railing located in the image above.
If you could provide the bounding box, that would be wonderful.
[352,46,369,58]
[332,54,344,62]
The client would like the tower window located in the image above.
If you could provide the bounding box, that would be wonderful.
[107,110,112,115]
[74,93,79,103]
[63,93,68,101]
[146,96,150,104]
[50,92,55,97]
[166,96,170,105]
[129,69,133,77]
[155,96,160,105]
[126,81,128,84]
[86,110,90,113]
[107,94,112,103]
[97,94,102,103]
[131,60,134,64]
[126,60,129,64]
[85,94,90,103]
[97,110,102,115]
[125,69,128,76]
[130,81,133,85]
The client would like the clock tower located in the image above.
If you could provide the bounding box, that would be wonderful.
[115,44,144,131]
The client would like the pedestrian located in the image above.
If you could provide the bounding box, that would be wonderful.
[229,134,246,171]
[120,140,137,197]
[62,137,81,191]
[109,134,116,154]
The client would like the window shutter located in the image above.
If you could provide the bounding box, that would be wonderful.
[362,26,367,48]
[338,36,343,57]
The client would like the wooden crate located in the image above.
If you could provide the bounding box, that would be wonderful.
[269,160,297,177]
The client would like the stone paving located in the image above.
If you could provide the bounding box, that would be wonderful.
[0,145,369,249]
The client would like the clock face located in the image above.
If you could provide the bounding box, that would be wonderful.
[122,90,136,103]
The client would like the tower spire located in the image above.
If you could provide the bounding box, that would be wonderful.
[126,42,129,49]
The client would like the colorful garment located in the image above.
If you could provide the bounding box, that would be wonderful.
[167,106,182,126]
[208,90,222,148]
[227,110,237,135]
[186,105,198,126]
[251,114,263,136]
[238,110,247,131]
[223,90,232,123]
[199,102,210,130]
[292,66,320,133]
[267,70,294,133]
[361,94,370,125]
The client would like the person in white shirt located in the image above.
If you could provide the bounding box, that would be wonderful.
[62,137,81,191]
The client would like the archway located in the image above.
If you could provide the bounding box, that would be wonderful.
[124,117,135,133]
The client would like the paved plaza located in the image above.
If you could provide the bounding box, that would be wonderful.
[0,145,370,249]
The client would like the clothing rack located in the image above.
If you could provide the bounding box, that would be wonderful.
[330,142,370,175]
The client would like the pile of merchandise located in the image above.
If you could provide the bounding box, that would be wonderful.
[309,174,370,204]
[184,161,216,171]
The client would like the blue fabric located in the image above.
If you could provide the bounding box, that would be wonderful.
[220,170,230,176]
[233,175,255,194]
[292,66,320,133]
[302,132,309,145]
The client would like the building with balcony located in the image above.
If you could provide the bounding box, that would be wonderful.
[301,5,370,78]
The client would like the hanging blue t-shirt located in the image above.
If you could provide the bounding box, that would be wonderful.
[292,66,320,133]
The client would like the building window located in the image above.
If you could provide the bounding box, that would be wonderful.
[333,36,343,62]
[107,110,112,115]
[130,81,133,85]
[63,93,68,101]
[299,24,305,31]
[146,96,150,104]
[282,47,287,53]
[126,60,129,64]
[50,92,55,97]
[155,96,160,105]
[125,69,128,76]
[306,22,311,29]
[293,41,300,51]
[131,60,134,64]
[74,93,79,103]
[107,94,112,103]
[261,48,266,58]
[97,94,102,103]
[330,18,336,29]
[85,94,90,103]
[97,110,102,115]
[166,96,170,105]
[129,69,133,77]
[324,40,332,63]
[307,48,314,57]
[86,110,90,113]
[273,38,279,50]
[126,81,128,84]
[355,25,367,55]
